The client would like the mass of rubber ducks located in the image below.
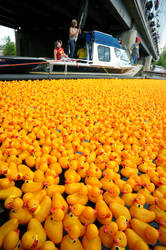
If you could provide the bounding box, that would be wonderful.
[0,78,166,249]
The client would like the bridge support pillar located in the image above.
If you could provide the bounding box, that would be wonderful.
[120,29,137,49]
[143,55,152,71]
[120,29,137,59]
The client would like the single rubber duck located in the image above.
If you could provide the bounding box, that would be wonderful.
[82,224,102,250]
[121,193,145,207]
[100,178,115,191]
[23,189,46,208]
[121,183,132,194]
[64,169,81,184]
[96,199,112,224]
[131,218,159,245]
[65,223,81,239]
[120,166,138,178]
[99,222,118,248]
[77,162,89,178]
[3,230,19,250]
[150,204,166,222]
[4,196,23,210]
[0,218,18,249]
[44,213,63,244]
[63,212,85,237]
[34,169,45,183]
[103,190,124,205]
[0,186,22,200]
[10,207,32,224]
[21,180,43,193]
[22,218,46,249]
[130,202,156,223]
[33,195,51,222]
[60,235,83,250]
[113,231,127,248]
[116,216,130,231]
[158,215,166,246]
[0,177,14,189]
[85,176,102,188]
[52,192,68,213]
[109,202,131,221]
[69,204,85,216]
[67,185,88,205]
[87,185,103,203]
[125,228,149,250]
[87,163,102,179]
[45,184,65,197]
[17,164,34,180]
[79,206,97,224]
[65,183,84,194]
[138,188,156,205]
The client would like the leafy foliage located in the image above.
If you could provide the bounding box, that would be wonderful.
[3,36,16,56]
[156,50,166,69]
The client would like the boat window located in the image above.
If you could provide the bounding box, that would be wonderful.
[98,46,110,62]
[114,48,121,57]
[120,52,129,62]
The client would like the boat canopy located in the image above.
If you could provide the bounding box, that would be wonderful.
[85,30,122,49]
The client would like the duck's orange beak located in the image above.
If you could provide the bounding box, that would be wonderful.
[32,239,38,248]
[104,227,108,233]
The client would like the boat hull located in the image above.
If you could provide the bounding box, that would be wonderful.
[0,56,47,73]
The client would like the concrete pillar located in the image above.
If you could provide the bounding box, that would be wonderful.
[143,55,152,71]
[120,29,137,49]
[119,29,137,59]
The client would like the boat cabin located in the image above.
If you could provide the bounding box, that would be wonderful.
[83,30,131,67]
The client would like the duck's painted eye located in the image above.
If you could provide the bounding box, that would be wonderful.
[25,180,29,183]
[70,213,74,217]
[137,204,143,208]
[17,242,21,248]
[115,247,120,250]
[50,216,53,220]
[11,209,16,213]
[73,239,76,243]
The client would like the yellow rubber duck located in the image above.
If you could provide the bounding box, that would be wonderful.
[0,218,18,249]
[130,202,155,223]
[22,218,46,249]
[125,228,149,250]
[109,202,131,221]
[99,221,118,248]
[10,207,32,224]
[82,224,101,250]
[131,218,159,245]
[44,212,63,244]
[60,235,83,250]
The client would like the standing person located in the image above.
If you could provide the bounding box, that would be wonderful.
[130,37,141,65]
[54,40,67,60]
[67,19,81,58]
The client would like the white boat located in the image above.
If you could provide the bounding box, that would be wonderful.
[47,30,142,77]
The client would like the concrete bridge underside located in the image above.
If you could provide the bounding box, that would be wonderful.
[0,0,158,65]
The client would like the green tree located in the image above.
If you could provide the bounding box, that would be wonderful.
[156,50,166,69]
[3,36,16,56]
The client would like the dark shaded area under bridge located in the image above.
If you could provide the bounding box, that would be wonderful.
[0,0,158,60]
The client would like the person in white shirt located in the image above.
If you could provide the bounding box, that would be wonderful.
[67,19,81,58]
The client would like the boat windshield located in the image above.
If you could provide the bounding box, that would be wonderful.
[120,52,130,62]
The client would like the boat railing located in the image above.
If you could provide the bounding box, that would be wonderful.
[46,58,94,73]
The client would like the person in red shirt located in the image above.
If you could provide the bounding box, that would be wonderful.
[54,40,67,60]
